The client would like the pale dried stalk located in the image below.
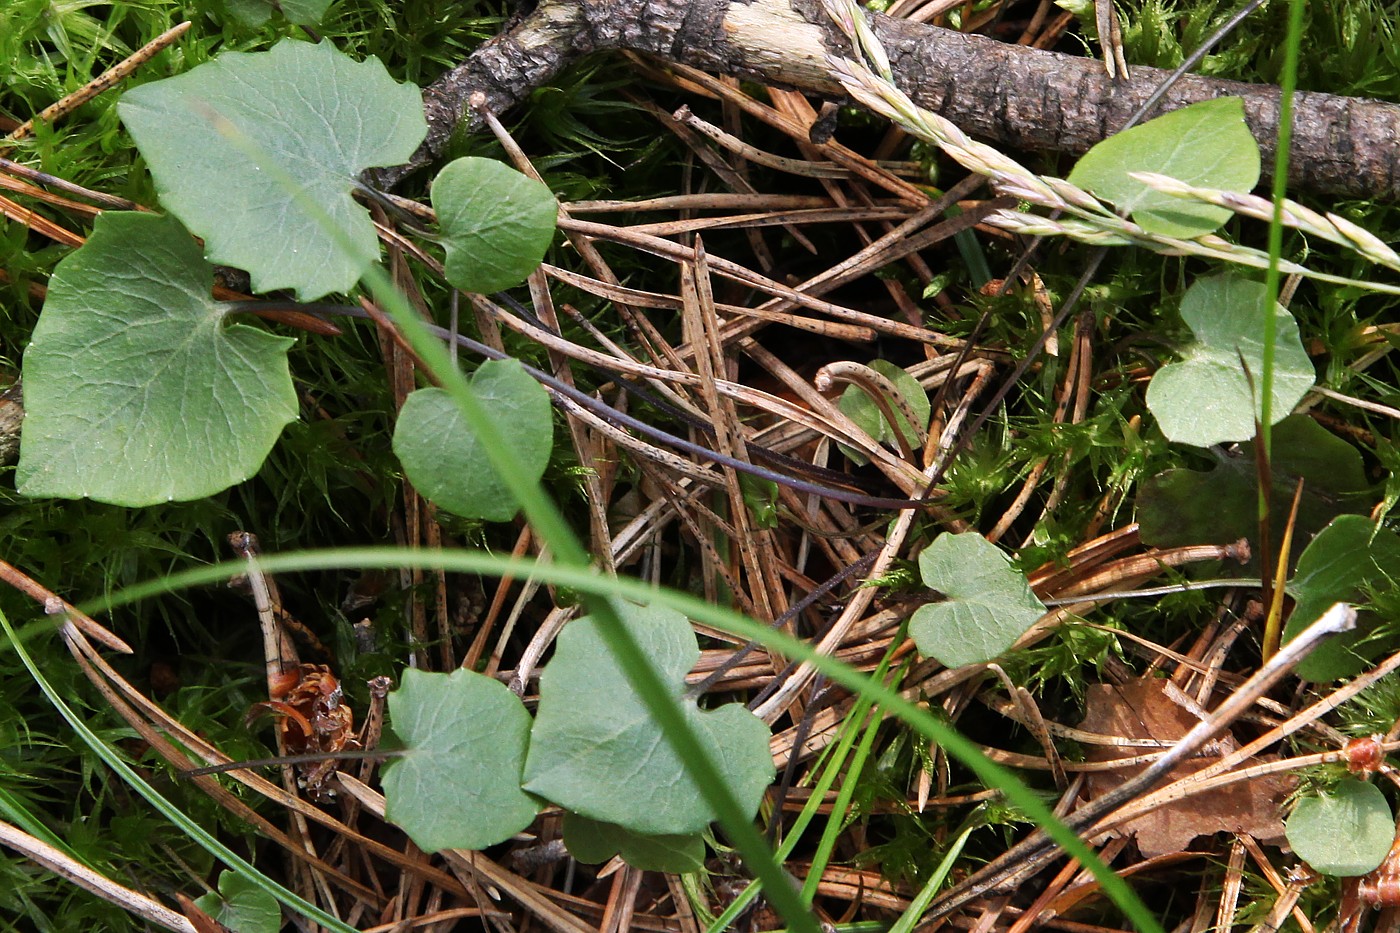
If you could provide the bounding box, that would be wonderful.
[822,0,1400,296]
[1132,171,1400,273]
[0,820,196,933]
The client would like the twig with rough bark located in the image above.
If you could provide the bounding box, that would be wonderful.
[382,0,1400,203]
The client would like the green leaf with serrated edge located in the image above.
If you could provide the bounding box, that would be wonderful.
[838,359,930,452]
[1286,779,1393,876]
[563,813,705,873]
[910,533,1046,668]
[1145,274,1313,447]
[433,157,558,294]
[523,600,773,837]
[193,870,281,933]
[392,360,552,521]
[381,668,538,853]
[1139,415,1370,571]
[1282,516,1400,682]
[118,39,425,301]
[17,212,296,505]
[1067,97,1260,238]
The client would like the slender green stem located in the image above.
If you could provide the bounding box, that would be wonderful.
[1258,0,1307,464]
[798,670,888,902]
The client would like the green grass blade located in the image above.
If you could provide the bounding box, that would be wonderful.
[1257,0,1307,456]
[888,824,974,933]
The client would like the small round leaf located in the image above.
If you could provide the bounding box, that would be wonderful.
[523,600,773,837]
[1145,274,1313,448]
[1067,97,1260,239]
[837,359,930,452]
[432,157,558,294]
[118,39,426,300]
[1285,779,1393,876]
[392,360,552,522]
[193,871,280,933]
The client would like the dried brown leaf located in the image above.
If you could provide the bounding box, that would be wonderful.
[1079,678,1293,857]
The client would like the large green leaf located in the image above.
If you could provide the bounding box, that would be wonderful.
[433,157,558,294]
[522,600,773,837]
[1145,274,1314,447]
[381,668,539,853]
[1283,515,1400,682]
[562,813,705,873]
[1067,97,1260,238]
[1138,415,1371,569]
[118,39,426,300]
[910,533,1046,668]
[193,871,281,933]
[17,212,297,505]
[392,359,553,522]
[1285,779,1393,876]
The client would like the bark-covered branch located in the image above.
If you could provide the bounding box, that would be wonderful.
[386,0,1400,203]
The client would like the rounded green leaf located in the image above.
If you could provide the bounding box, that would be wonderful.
[1067,97,1260,238]
[1145,274,1313,448]
[432,157,558,294]
[17,212,296,505]
[1284,515,1400,681]
[1286,779,1393,876]
[562,813,705,874]
[381,668,539,853]
[910,533,1046,668]
[392,359,552,522]
[118,39,427,300]
[523,600,773,837]
[193,871,280,933]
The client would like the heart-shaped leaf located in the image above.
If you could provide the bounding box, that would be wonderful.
[392,359,553,522]
[1284,515,1400,681]
[1145,274,1313,447]
[118,39,426,300]
[1285,779,1393,876]
[910,533,1046,668]
[17,211,297,505]
[562,813,705,873]
[432,157,558,294]
[523,600,773,837]
[1067,97,1260,238]
[912,529,1047,669]
[381,668,539,853]
[193,871,280,933]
